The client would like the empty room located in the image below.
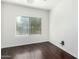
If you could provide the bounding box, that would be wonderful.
[1,0,78,59]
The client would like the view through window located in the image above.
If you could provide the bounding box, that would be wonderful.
[16,16,41,35]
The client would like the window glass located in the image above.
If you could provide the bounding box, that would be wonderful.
[16,16,29,35]
[16,16,41,35]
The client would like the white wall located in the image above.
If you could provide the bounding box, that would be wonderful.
[49,0,78,58]
[1,2,49,48]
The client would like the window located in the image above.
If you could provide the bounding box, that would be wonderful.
[16,16,41,35]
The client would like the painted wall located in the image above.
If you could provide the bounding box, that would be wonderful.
[49,0,78,58]
[1,2,49,48]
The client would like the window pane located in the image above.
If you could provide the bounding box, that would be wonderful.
[16,16,41,35]
[29,17,41,34]
[16,16,29,35]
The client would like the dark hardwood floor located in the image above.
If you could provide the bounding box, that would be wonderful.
[1,42,76,59]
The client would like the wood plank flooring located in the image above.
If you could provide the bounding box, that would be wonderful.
[1,42,76,59]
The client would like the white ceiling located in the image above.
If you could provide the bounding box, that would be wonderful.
[1,0,62,10]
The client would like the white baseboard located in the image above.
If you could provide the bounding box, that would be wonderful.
[49,41,77,58]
